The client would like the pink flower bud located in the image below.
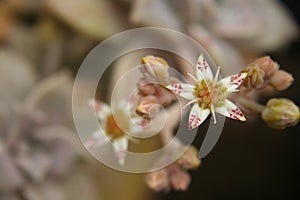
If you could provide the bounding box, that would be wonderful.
[154,86,175,107]
[169,169,191,191]
[138,79,156,95]
[269,70,294,91]
[254,56,279,78]
[136,96,160,118]
[146,169,170,192]
[176,145,201,170]
[141,56,170,84]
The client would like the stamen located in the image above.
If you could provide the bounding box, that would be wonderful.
[183,99,198,109]
[211,104,217,124]
[186,73,198,83]
[214,66,221,82]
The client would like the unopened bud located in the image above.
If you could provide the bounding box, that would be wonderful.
[270,70,294,91]
[146,169,170,192]
[141,56,170,84]
[155,86,175,107]
[254,56,279,78]
[169,169,191,191]
[136,96,160,118]
[262,98,299,130]
[176,145,201,170]
[242,63,265,89]
[138,78,155,95]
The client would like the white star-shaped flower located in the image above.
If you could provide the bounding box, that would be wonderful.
[85,99,146,165]
[166,54,247,129]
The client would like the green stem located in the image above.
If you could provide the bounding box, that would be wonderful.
[237,97,266,113]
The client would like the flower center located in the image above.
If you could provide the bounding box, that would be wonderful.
[193,80,227,109]
[105,112,129,139]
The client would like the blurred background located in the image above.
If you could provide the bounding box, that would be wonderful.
[0,0,299,200]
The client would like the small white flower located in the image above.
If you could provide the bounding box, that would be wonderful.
[166,54,247,129]
[85,99,145,165]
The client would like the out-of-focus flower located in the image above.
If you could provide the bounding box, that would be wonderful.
[262,98,299,130]
[176,145,201,170]
[86,99,144,165]
[145,161,193,192]
[166,54,247,129]
[242,63,265,89]
[169,166,191,191]
[269,70,294,91]
[254,56,279,78]
[145,139,198,192]
[146,169,170,192]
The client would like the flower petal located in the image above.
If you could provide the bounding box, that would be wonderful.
[166,83,194,100]
[215,100,246,121]
[85,130,109,148]
[188,104,210,129]
[196,54,213,80]
[219,73,247,93]
[88,99,111,120]
[112,137,128,166]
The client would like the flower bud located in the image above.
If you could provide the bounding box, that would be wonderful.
[176,145,201,170]
[270,70,294,91]
[242,63,265,89]
[262,98,299,130]
[136,96,160,118]
[146,169,170,192]
[169,169,191,191]
[141,56,170,84]
[155,85,175,107]
[137,78,155,95]
[254,56,279,78]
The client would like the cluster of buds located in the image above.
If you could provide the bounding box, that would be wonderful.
[135,56,179,119]
[146,145,201,192]
[237,56,299,130]
[242,56,294,91]
[87,54,299,194]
